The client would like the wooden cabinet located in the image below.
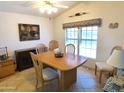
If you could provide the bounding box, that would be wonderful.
[15,48,36,71]
[15,47,48,71]
[0,57,16,78]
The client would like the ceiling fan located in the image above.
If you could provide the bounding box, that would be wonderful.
[69,12,88,17]
[33,0,69,8]
[23,0,69,14]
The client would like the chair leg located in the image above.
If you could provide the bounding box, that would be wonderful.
[41,84,45,92]
[95,64,97,75]
[99,70,102,83]
[57,78,60,91]
[36,80,45,91]
[112,68,117,76]
[36,79,38,89]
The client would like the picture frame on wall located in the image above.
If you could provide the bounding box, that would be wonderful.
[18,23,40,41]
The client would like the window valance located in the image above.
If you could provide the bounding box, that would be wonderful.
[63,18,102,29]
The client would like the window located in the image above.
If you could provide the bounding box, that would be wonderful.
[65,26,98,59]
[79,26,98,58]
[65,27,78,54]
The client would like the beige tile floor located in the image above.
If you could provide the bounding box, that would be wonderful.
[0,66,106,92]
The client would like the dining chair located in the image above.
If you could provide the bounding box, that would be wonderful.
[36,43,58,70]
[30,52,59,91]
[49,40,59,51]
[36,43,50,68]
[64,44,75,54]
[36,43,47,54]
[95,45,122,83]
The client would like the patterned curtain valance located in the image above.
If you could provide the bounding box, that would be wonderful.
[63,18,102,29]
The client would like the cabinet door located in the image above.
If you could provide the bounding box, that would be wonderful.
[0,59,15,78]
[15,48,36,71]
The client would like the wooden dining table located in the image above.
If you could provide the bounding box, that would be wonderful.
[37,51,87,91]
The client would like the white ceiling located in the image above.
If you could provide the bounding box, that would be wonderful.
[0,1,79,18]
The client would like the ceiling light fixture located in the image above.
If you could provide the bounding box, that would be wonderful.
[33,0,68,14]
[39,3,58,14]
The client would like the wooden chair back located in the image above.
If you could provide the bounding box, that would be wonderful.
[109,45,123,75]
[36,43,46,54]
[110,45,122,55]
[30,52,43,86]
[49,40,59,51]
[64,44,75,54]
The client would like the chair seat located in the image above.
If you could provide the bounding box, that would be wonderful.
[43,67,59,81]
[96,62,113,71]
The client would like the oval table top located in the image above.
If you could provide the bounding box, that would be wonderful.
[37,51,88,71]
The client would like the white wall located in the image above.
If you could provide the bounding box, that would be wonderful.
[53,2,124,68]
[1,2,124,69]
[0,12,53,56]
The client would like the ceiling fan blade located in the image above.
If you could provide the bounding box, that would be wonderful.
[31,3,44,8]
[54,4,69,8]
[22,1,42,8]
[22,1,34,7]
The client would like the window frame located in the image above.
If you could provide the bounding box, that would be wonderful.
[65,26,98,59]
[65,27,79,55]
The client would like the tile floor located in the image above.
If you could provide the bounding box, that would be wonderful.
[0,66,106,92]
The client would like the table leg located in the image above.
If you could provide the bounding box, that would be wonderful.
[60,68,77,91]
[99,70,102,83]
[95,64,97,75]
